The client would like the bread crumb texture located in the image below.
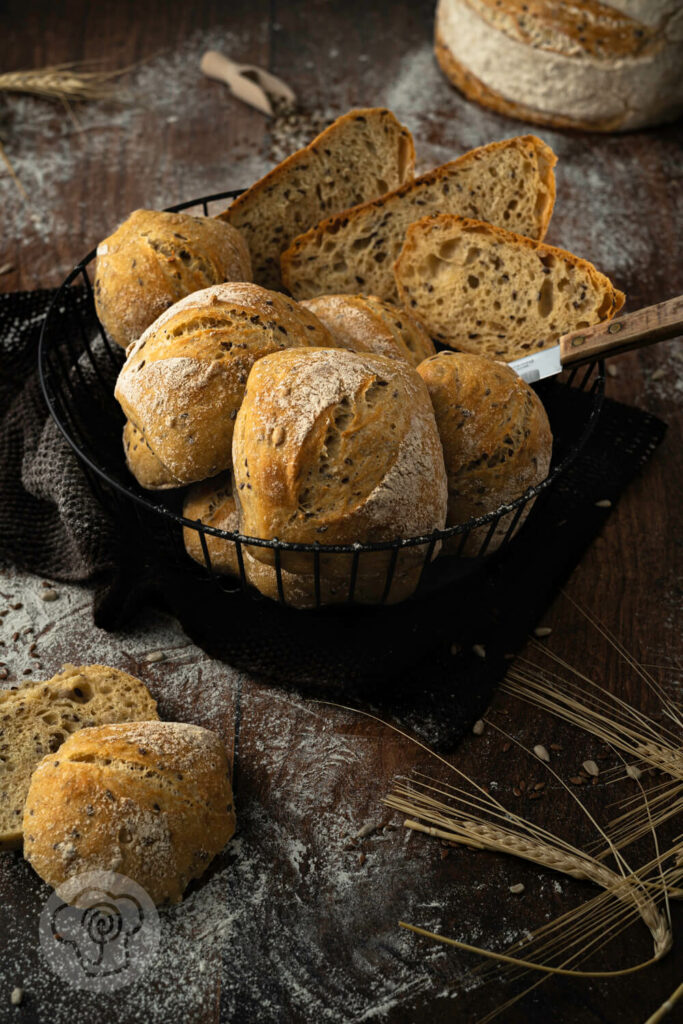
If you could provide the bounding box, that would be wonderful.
[395,215,624,361]
[23,721,235,906]
[221,108,415,290]
[281,134,556,302]
[0,665,158,850]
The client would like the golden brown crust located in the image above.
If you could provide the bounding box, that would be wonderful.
[434,27,627,133]
[115,283,333,486]
[299,294,436,368]
[94,210,252,349]
[23,722,235,906]
[123,421,182,490]
[417,351,552,553]
[182,473,427,606]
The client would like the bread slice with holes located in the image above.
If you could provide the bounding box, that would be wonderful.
[394,215,625,361]
[218,108,415,291]
[0,665,158,850]
[281,135,556,302]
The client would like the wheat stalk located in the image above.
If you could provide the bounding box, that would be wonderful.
[0,63,128,104]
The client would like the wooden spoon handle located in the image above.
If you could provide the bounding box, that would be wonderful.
[560,295,683,367]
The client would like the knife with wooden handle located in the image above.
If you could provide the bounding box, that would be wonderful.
[509,295,683,383]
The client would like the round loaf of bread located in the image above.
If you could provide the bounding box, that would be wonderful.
[182,473,424,606]
[115,283,333,486]
[232,347,447,587]
[299,294,436,368]
[123,421,181,490]
[23,721,235,906]
[417,351,552,554]
[435,0,683,132]
[94,209,252,349]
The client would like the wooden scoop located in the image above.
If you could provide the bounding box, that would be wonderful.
[200,50,296,116]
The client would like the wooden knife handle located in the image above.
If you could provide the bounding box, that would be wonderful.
[560,295,683,367]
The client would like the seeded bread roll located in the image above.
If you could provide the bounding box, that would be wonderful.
[0,666,158,851]
[115,283,333,487]
[23,721,235,906]
[281,135,557,302]
[218,108,415,290]
[94,210,252,349]
[299,294,436,368]
[123,421,181,490]
[417,350,552,553]
[232,347,447,594]
[435,0,683,132]
[394,215,625,361]
[182,473,426,607]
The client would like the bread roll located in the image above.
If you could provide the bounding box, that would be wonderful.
[94,210,252,349]
[299,294,435,368]
[417,351,552,553]
[232,347,447,594]
[394,215,625,362]
[435,0,683,133]
[1,666,158,851]
[182,473,425,607]
[123,421,181,490]
[115,283,333,487]
[23,721,235,906]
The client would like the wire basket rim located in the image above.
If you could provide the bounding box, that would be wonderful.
[38,188,605,556]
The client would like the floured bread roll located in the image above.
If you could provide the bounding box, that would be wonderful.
[299,294,435,368]
[183,472,425,607]
[23,721,235,906]
[123,421,181,490]
[115,283,333,487]
[435,0,683,132]
[232,347,447,598]
[94,209,252,349]
[417,351,552,553]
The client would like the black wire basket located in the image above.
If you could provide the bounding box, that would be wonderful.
[38,189,605,613]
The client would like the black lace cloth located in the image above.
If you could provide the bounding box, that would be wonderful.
[0,287,668,746]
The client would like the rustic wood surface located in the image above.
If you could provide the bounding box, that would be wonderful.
[1,2,681,1023]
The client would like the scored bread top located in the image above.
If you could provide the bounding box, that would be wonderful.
[232,347,447,574]
[281,135,557,303]
[417,351,552,526]
[0,665,158,851]
[394,214,625,361]
[23,721,234,906]
[115,283,334,485]
[94,209,252,349]
[219,108,415,290]
[299,294,436,368]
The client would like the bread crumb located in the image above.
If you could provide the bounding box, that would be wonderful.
[10,988,23,1006]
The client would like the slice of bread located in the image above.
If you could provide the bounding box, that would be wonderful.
[0,665,158,850]
[281,135,557,303]
[218,108,415,291]
[394,215,625,361]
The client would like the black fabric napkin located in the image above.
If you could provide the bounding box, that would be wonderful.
[0,288,668,747]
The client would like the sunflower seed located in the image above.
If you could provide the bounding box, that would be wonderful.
[583,760,599,777]
[145,650,165,663]
[40,589,59,601]
[10,988,23,1005]
[472,719,485,736]
[509,883,525,894]
[355,822,376,839]
[533,627,552,638]
[534,744,550,762]
[595,499,612,508]
[472,644,486,659]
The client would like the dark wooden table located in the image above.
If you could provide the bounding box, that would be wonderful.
[1,3,681,1023]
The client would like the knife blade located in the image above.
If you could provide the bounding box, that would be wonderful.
[508,295,683,384]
